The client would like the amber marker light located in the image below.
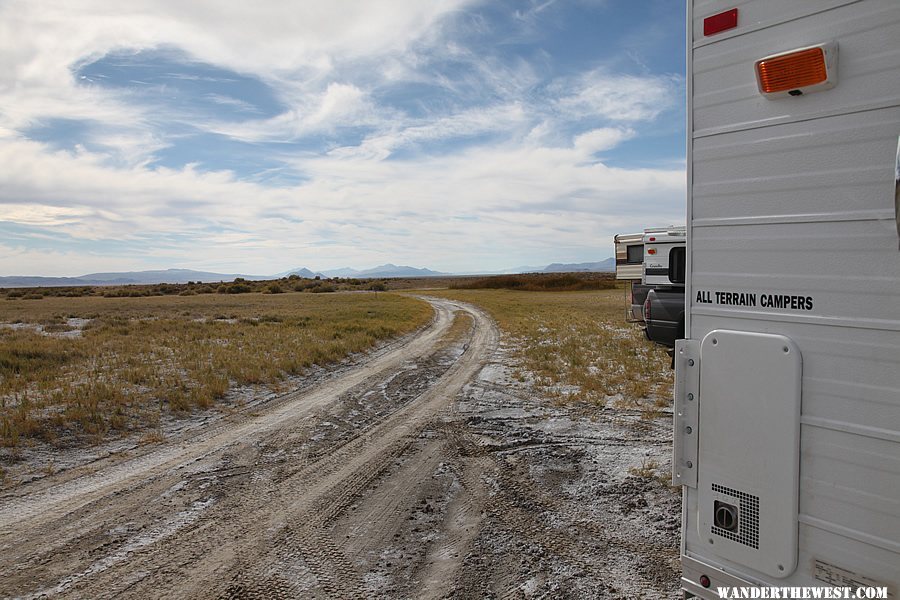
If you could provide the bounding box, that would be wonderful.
[755,43,837,98]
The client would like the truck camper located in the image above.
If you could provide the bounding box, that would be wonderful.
[642,225,686,287]
[643,226,687,351]
[614,231,649,322]
[676,1,899,597]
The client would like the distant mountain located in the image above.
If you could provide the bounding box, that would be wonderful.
[541,259,615,273]
[452,261,614,276]
[321,267,360,278]
[278,267,324,279]
[0,268,267,288]
[80,269,269,283]
[504,265,546,274]
[0,276,111,288]
[1,260,616,289]
[355,264,447,278]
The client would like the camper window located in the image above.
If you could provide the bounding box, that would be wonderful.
[669,247,686,284]
[627,245,643,264]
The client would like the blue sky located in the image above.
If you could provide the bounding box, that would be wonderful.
[0,0,685,276]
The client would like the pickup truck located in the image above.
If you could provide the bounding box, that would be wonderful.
[630,283,654,322]
[642,243,685,352]
[643,286,684,351]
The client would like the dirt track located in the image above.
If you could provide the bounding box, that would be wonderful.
[0,297,679,599]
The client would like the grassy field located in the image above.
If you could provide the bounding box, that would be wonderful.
[428,287,673,409]
[0,292,431,448]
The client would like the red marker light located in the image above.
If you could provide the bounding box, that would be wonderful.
[700,575,711,588]
[648,248,657,255]
[648,236,656,241]
[704,8,738,36]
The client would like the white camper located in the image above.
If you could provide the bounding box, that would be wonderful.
[642,225,686,287]
[614,232,644,282]
[676,1,899,598]
[614,231,647,321]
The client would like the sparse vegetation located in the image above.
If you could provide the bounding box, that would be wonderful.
[451,272,616,292]
[0,292,431,448]
[1,274,410,301]
[629,458,661,479]
[629,457,677,489]
[429,287,672,408]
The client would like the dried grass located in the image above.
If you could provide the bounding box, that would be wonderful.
[0,292,431,447]
[428,288,673,410]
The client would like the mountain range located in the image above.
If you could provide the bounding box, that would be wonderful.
[0,260,614,288]
[281,264,447,279]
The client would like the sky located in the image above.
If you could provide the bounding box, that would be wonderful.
[0,0,686,276]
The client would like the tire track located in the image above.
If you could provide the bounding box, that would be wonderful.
[212,301,498,599]
[0,297,499,599]
[0,299,455,532]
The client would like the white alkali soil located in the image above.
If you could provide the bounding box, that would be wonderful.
[0,297,679,599]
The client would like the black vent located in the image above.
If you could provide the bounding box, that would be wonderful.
[712,483,760,549]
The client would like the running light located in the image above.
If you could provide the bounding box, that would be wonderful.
[755,43,838,98]
[703,9,738,36]
[647,248,657,255]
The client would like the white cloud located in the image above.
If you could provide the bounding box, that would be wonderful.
[211,82,381,142]
[573,127,635,155]
[0,122,684,274]
[328,103,528,161]
[0,1,686,275]
[556,70,680,122]
[0,244,149,278]
[0,1,473,135]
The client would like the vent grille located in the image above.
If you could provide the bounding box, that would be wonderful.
[712,483,760,549]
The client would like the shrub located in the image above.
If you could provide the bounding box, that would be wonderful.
[451,273,617,292]
[309,284,336,293]
[227,284,252,294]
[0,290,432,449]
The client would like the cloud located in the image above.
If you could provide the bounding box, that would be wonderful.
[328,102,529,160]
[0,119,683,274]
[555,69,680,122]
[0,1,686,275]
[573,128,635,155]
[204,94,262,113]
[0,243,149,277]
[211,82,381,142]
[0,1,473,132]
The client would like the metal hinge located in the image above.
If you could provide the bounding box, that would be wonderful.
[673,339,700,488]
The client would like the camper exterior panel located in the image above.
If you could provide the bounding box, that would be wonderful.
[684,0,900,595]
[693,0,900,137]
[693,107,900,221]
[614,232,645,281]
[691,0,858,46]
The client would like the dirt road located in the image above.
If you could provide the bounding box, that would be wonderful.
[0,297,679,599]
